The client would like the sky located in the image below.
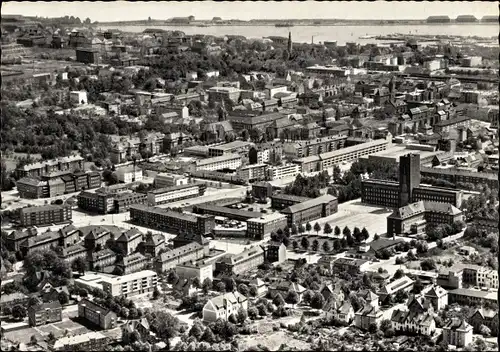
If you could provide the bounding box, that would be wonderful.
[2,1,498,22]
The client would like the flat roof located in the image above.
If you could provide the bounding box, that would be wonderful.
[149,183,200,195]
[247,212,287,223]
[196,204,262,219]
[195,153,240,166]
[282,194,337,214]
[320,139,389,160]
[100,270,157,284]
[209,141,253,151]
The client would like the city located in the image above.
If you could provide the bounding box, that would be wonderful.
[0,2,498,352]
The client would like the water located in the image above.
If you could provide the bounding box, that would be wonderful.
[98,24,499,45]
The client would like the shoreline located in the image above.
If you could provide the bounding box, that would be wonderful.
[94,22,498,27]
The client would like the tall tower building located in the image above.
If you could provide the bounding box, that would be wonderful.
[399,153,421,207]
[287,31,292,55]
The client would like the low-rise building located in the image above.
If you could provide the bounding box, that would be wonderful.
[447,288,498,306]
[115,166,143,184]
[154,173,189,188]
[53,332,109,351]
[468,308,498,337]
[118,252,148,275]
[263,241,287,264]
[0,292,29,312]
[390,297,436,336]
[115,228,143,255]
[269,281,306,302]
[354,303,383,330]
[154,241,209,273]
[59,244,87,263]
[377,275,414,302]
[203,292,248,322]
[28,301,62,326]
[424,285,448,311]
[89,249,117,271]
[331,257,370,275]
[176,259,213,283]
[270,193,311,211]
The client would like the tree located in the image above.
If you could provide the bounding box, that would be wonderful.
[249,285,258,297]
[215,281,226,293]
[413,279,424,294]
[368,322,378,334]
[313,222,321,235]
[306,222,312,233]
[298,224,305,234]
[310,292,325,309]
[167,270,179,284]
[72,256,88,275]
[361,227,369,241]
[237,306,247,324]
[273,293,285,307]
[421,258,437,271]
[353,227,363,242]
[301,237,310,250]
[312,239,319,252]
[285,290,300,308]
[291,224,298,235]
[30,335,38,345]
[58,291,69,305]
[189,323,204,340]
[323,223,333,234]
[334,226,341,237]
[322,241,331,252]
[120,307,130,319]
[192,277,201,289]
[153,287,161,300]
[302,290,313,305]
[201,326,216,343]
[238,283,249,296]
[12,305,27,320]
[394,269,405,280]
[79,288,88,297]
[292,240,299,250]
[202,278,212,294]
[479,324,491,337]
[248,307,259,320]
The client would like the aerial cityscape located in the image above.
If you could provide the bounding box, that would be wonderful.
[0,1,498,351]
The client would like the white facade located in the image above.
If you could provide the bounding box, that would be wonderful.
[115,168,143,183]
[477,268,498,289]
[70,91,88,105]
[147,185,200,206]
[267,163,300,180]
[202,292,248,322]
[100,270,158,297]
[154,173,189,188]
[176,261,213,283]
[191,154,242,172]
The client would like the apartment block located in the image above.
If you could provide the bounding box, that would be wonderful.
[99,270,158,298]
[189,153,242,172]
[115,229,144,255]
[215,246,264,275]
[53,332,109,351]
[15,155,84,179]
[154,173,189,188]
[147,183,206,206]
[208,141,254,157]
[247,212,288,239]
[236,164,268,182]
[130,204,215,236]
[28,301,62,326]
[78,299,117,330]
[267,163,300,180]
[19,204,72,227]
[176,259,214,283]
[154,241,209,273]
[270,193,311,211]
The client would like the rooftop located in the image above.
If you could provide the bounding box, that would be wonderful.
[282,194,337,214]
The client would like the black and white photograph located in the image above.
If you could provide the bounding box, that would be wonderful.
[0,1,498,351]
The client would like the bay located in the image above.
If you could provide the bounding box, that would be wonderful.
[97,24,499,45]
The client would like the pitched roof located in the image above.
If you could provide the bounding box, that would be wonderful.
[157,242,203,263]
[379,276,414,295]
[443,318,472,331]
[281,194,337,214]
[208,292,247,309]
[78,298,114,317]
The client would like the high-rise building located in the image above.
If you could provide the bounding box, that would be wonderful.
[399,153,421,207]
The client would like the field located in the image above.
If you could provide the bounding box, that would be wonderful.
[3,319,90,344]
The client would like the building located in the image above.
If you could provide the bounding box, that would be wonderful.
[70,91,88,105]
[147,183,206,206]
[76,48,100,64]
[281,194,338,227]
[295,138,391,173]
[283,135,347,158]
[267,163,300,180]
[330,257,370,275]
[387,201,463,237]
[154,241,209,273]
[53,332,109,351]
[203,292,248,322]
[59,244,87,263]
[442,318,473,347]
[176,259,213,283]
[237,164,268,182]
[19,204,72,227]
[154,173,189,188]
[78,190,147,214]
[268,281,306,302]
[78,299,117,330]
[115,166,143,184]
[189,153,242,172]
[0,292,29,312]
[99,270,158,298]
[130,204,215,236]
[424,285,448,311]
[207,86,241,103]
[270,193,311,211]
[354,304,383,330]
[4,228,38,252]
[141,233,166,257]
[15,155,84,179]
[89,249,117,271]
[208,141,254,157]
[246,213,288,239]
[468,308,498,337]
[390,297,436,336]
[28,301,62,326]
[118,252,148,275]
[215,246,265,275]
[193,204,262,223]
[447,288,498,306]
[263,241,287,264]
[377,276,414,302]
[115,229,143,255]
[362,153,464,208]
[420,167,499,190]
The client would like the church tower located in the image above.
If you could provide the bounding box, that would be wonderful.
[287,31,292,55]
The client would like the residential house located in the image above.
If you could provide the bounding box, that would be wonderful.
[0,292,29,312]
[78,299,117,330]
[215,246,264,275]
[354,304,383,330]
[89,249,117,271]
[202,292,248,322]
[41,286,70,303]
[115,228,143,255]
[122,318,150,343]
[173,278,197,296]
[468,308,498,337]
[28,301,62,326]
[326,301,355,324]
[442,318,473,347]
[390,297,436,336]
[117,252,148,275]
[424,285,448,311]
[268,281,306,302]
[262,241,287,263]
[141,233,165,257]
[53,332,109,351]
[377,275,414,303]
[320,283,345,305]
